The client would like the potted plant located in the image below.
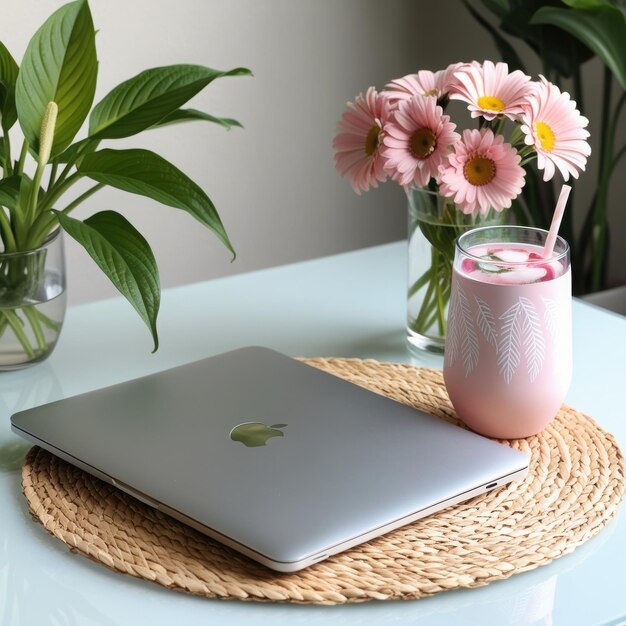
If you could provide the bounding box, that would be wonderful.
[463,0,626,293]
[0,0,250,369]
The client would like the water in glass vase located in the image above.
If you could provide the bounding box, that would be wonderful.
[0,271,66,370]
[406,187,503,355]
[407,216,459,354]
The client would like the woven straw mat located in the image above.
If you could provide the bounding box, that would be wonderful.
[21,358,625,605]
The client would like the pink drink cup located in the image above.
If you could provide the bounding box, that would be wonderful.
[443,226,571,439]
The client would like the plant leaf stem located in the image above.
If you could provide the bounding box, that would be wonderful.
[26,180,102,249]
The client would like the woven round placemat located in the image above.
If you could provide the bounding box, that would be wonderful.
[22,359,625,605]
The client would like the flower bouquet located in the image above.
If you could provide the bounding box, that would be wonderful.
[333,60,591,352]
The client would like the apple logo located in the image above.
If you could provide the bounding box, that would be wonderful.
[230,422,287,447]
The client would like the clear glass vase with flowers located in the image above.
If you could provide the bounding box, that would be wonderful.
[333,60,591,353]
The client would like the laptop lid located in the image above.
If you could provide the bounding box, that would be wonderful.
[11,346,529,571]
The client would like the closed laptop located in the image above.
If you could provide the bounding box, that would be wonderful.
[11,346,529,571]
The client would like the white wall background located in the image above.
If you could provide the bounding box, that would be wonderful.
[3,0,624,306]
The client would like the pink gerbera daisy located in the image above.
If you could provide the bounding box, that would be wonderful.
[520,76,591,182]
[384,63,463,102]
[451,60,533,121]
[434,62,466,96]
[381,96,459,187]
[439,129,526,215]
[332,87,391,194]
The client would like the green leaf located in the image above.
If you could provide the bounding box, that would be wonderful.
[462,1,527,72]
[532,5,626,89]
[54,137,98,165]
[0,40,19,131]
[562,0,612,8]
[0,175,20,209]
[89,65,251,140]
[489,0,595,77]
[479,0,510,18]
[153,108,242,130]
[15,0,97,157]
[54,209,161,351]
[612,0,626,16]
[0,137,4,168]
[79,148,235,257]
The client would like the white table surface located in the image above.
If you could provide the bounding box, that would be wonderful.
[1,241,625,626]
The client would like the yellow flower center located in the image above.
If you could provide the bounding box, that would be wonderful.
[422,88,438,97]
[534,121,555,151]
[477,95,506,112]
[463,156,496,186]
[364,125,380,156]
[410,127,437,159]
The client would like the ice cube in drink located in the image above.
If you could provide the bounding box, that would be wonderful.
[459,243,566,285]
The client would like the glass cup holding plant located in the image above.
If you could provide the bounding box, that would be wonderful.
[333,61,591,353]
[0,0,250,369]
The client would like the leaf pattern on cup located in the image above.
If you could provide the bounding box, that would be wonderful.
[475,296,498,350]
[497,297,547,384]
[497,300,523,384]
[448,290,560,385]
[447,284,479,377]
[519,297,546,383]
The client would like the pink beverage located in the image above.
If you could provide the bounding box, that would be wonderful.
[443,226,571,439]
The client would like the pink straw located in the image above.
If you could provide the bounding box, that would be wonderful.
[542,184,571,259]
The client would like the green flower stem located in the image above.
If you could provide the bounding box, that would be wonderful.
[0,307,57,361]
[597,68,613,190]
[579,93,624,291]
[412,269,437,332]
[591,68,616,290]
[508,124,525,148]
[0,208,16,252]
[434,251,447,335]
[26,172,82,247]
[2,130,11,177]
[612,92,626,137]
[414,304,437,336]
[408,198,455,338]
[408,266,433,299]
[491,117,505,137]
[22,307,46,351]
[26,213,55,250]
[420,274,451,336]
[519,154,538,167]
[32,308,60,331]
[26,180,102,249]
[39,171,82,214]
[47,162,59,191]
[410,250,451,337]
[52,145,86,190]
[611,145,626,175]
[16,140,28,177]
[61,183,104,215]
[27,161,47,228]
[1,310,36,359]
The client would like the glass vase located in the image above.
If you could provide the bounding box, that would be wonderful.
[0,229,67,370]
[407,186,502,354]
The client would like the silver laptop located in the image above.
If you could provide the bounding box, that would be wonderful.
[11,346,529,572]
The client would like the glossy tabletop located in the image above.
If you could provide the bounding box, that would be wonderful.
[1,242,625,626]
